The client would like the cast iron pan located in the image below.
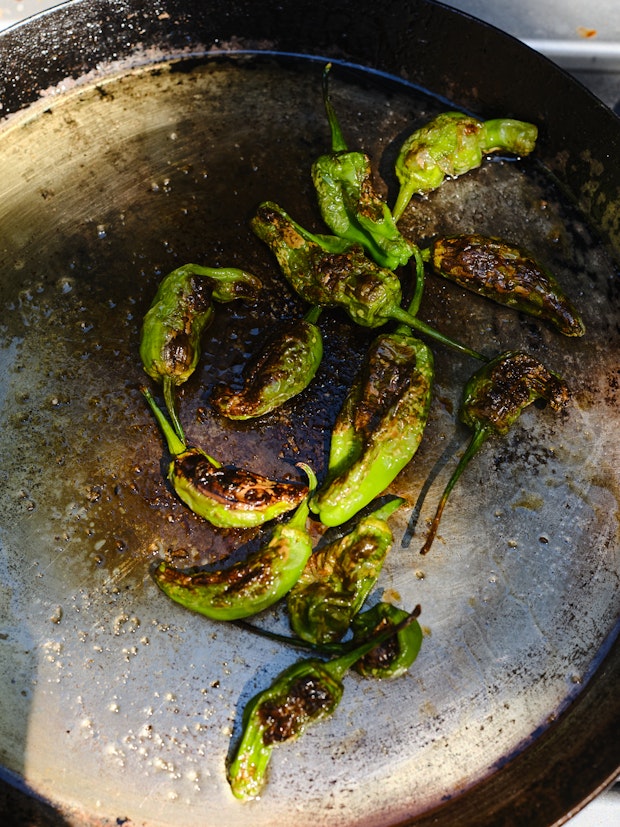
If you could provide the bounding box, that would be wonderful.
[0,1,618,825]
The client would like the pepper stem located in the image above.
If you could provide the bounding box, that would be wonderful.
[390,306,486,362]
[322,63,348,153]
[420,425,489,555]
[304,305,323,325]
[162,377,185,444]
[141,385,187,456]
[392,182,415,224]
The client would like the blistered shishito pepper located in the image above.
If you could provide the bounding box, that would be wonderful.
[141,387,307,528]
[311,63,416,270]
[392,111,538,221]
[423,233,585,337]
[227,610,419,800]
[251,201,484,361]
[151,464,316,621]
[140,264,261,439]
[311,325,433,527]
[420,350,571,555]
[287,497,403,645]
[351,602,422,680]
[211,306,323,420]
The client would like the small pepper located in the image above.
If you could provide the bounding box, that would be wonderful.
[420,350,571,555]
[350,602,422,680]
[227,609,419,800]
[151,464,316,621]
[311,63,417,270]
[211,305,323,420]
[287,497,403,645]
[251,201,484,361]
[311,322,434,527]
[392,111,538,221]
[141,386,308,528]
[423,233,585,337]
[140,264,261,440]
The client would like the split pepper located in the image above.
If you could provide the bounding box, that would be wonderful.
[140,264,261,440]
[141,387,307,528]
[420,350,571,555]
[311,63,416,271]
[211,305,323,420]
[227,608,420,800]
[310,310,434,527]
[151,464,316,621]
[392,111,538,221]
[287,497,403,645]
[350,601,423,680]
[423,233,585,337]
[251,200,484,362]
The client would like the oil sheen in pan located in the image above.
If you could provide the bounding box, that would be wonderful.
[0,53,618,826]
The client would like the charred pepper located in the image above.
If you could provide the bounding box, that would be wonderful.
[350,602,422,680]
[287,498,403,645]
[140,264,261,440]
[227,609,419,800]
[211,305,323,420]
[423,233,585,337]
[251,201,484,361]
[151,465,316,621]
[141,387,307,528]
[420,350,571,555]
[311,318,434,527]
[311,63,416,270]
[392,111,538,221]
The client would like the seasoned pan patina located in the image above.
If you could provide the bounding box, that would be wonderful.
[0,2,618,826]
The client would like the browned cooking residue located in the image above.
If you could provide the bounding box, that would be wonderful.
[576,27,598,39]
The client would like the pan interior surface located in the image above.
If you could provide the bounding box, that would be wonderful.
[0,52,618,826]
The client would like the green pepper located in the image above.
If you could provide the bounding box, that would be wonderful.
[211,306,323,420]
[141,386,308,528]
[350,602,422,680]
[310,322,434,527]
[287,497,403,645]
[423,233,585,337]
[227,609,419,800]
[392,111,538,221]
[151,464,316,621]
[420,350,571,555]
[140,264,261,440]
[251,201,484,361]
[311,63,417,270]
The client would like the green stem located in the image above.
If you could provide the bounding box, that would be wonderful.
[390,306,486,362]
[141,385,187,456]
[420,425,489,555]
[162,377,185,444]
[322,63,348,153]
[304,305,323,325]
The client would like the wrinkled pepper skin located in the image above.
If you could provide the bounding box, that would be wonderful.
[351,602,422,680]
[227,612,417,800]
[311,333,433,527]
[287,498,403,645]
[252,201,484,361]
[140,264,261,438]
[420,350,571,554]
[311,65,415,270]
[211,306,323,420]
[426,234,585,337]
[152,466,315,621]
[141,387,308,528]
[392,111,538,220]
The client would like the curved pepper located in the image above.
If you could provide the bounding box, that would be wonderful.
[420,350,571,555]
[211,305,323,420]
[351,602,422,680]
[227,609,420,800]
[392,111,538,221]
[287,498,403,645]
[140,264,261,440]
[423,233,585,337]
[311,327,433,527]
[151,464,316,621]
[251,201,484,361]
[141,387,307,528]
[311,63,416,270]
